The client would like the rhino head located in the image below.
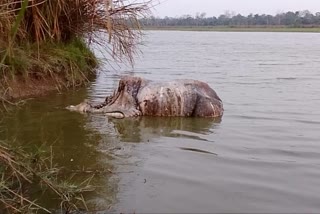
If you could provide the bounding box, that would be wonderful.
[66,76,145,118]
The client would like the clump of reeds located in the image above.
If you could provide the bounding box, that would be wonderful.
[0,140,95,213]
[0,0,150,59]
[0,0,151,85]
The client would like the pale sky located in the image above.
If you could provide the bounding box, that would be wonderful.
[151,0,320,17]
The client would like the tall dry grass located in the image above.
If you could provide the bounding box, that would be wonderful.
[0,0,151,62]
[0,0,151,102]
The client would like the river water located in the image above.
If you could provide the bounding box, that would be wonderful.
[1,31,320,213]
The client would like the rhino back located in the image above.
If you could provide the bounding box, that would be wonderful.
[137,81,198,116]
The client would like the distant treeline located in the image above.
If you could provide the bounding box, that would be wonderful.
[141,10,320,27]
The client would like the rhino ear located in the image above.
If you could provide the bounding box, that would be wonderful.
[66,105,75,110]
[66,100,91,112]
[66,104,80,112]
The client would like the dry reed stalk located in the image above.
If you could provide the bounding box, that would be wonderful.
[0,141,96,213]
[0,0,151,63]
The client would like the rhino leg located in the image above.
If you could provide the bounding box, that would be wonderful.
[192,96,224,117]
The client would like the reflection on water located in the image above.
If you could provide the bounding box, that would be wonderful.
[110,116,221,143]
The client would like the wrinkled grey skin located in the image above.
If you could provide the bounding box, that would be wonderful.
[67,76,224,118]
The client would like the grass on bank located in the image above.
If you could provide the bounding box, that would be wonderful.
[1,38,98,87]
[0,0,150,100]
[143,26,320,32]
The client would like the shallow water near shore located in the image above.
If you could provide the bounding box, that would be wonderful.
[1,31,320,212]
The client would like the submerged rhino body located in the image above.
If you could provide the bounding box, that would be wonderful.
[67,76,224,118]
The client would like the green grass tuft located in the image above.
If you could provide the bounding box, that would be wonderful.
[1,38,98,88]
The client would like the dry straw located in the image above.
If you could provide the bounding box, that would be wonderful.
[0,0,151,63]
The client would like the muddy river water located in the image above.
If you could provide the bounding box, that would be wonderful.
[1,31,320,213]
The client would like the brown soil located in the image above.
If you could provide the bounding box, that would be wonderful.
[1,76,70,100]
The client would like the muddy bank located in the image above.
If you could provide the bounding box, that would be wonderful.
[0,73,97,101]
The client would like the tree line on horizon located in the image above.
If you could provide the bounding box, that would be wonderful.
[141,10,320,27]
